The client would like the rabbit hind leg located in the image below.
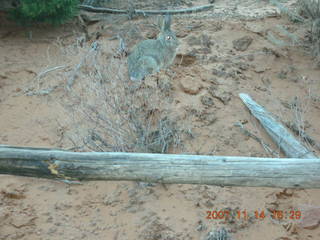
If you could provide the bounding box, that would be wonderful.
[130,56,159,81]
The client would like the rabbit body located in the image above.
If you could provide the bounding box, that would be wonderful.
[128,15,179,81]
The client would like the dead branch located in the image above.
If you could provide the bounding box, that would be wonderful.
[239,93,317,159]
[78,4,214,15]
[67,41,99,89]
[234,122,279,157]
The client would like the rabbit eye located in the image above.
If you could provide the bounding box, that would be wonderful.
[166,36,172,40]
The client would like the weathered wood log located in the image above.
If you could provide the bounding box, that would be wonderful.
[78,4,214,15]
[239,93,317,159]
[0,145,320,188]
[0,3,214,16]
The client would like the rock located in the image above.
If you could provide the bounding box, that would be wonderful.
[201,95,215,107]
[176,28,190,38]
[275,189,294,199]
[1,191,25,199]
[211,22,223,32]
[212,68,227,77]
[196,220,207,231]
[254,65,269,73]
[244,22,265,35]
[187,34,213,49]
[232,36,253,51]
[247,54,255,61]
[203,199,214,208]
[198,112,217,126]
[208,86,232,105]
[208,56,218,62]
[194,47,212,54]
[187,36,201,46]
[235,61,250,71]
[205,77,222,85]
[10,217,36,228]
[298,207,320,230]
[179,76,202,95]
[54,202,72,211]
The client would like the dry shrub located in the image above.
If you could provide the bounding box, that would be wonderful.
[271,0,320,65]
[299,0,320,20]
[60,40,184,153]
[298,0,320,64]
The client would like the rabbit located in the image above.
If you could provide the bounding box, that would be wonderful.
[128,15,179,81]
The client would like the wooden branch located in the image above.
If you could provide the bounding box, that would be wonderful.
[0,3,214,16]
[78,4,214,15]
[1,145,320,188]
[239,93,317,159]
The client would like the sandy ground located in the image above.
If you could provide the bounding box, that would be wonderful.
[1,0,320,239]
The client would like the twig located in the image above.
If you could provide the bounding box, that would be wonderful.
[37,65,66,80]
[59,179,83,184]
[79,4,214,15]
[10,217,37,228]
[67,41,99,89]
[29,65,66,94]
[235,122,279,157]
[286,121,320,151]
[25,86,59,96]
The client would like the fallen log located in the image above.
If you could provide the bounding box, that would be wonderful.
[1,3,214,16]
[78,4,214,15]
[239,93,317,159]
[0,145,319,188]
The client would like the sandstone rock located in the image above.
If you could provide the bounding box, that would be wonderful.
[298,207,320,230]
[179,76,202,95]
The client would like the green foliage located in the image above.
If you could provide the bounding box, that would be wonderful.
[11,0,79,25]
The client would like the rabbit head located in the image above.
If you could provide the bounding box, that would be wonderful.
[157,15,179,50]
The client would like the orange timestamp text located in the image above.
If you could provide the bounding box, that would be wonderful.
[206,210,302,221]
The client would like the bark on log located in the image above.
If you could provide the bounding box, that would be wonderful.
[0,145,320,188]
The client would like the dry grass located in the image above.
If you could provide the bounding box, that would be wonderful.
[58,40,185,153]
[270,0,320,65]
[298,0,320,64]
[299,0,320,21]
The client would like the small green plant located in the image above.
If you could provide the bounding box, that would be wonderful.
[11,0,79,25]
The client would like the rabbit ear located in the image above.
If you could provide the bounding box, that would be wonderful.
[162,15,172,31]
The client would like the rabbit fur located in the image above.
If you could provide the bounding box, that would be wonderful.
[128,15,179,81]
